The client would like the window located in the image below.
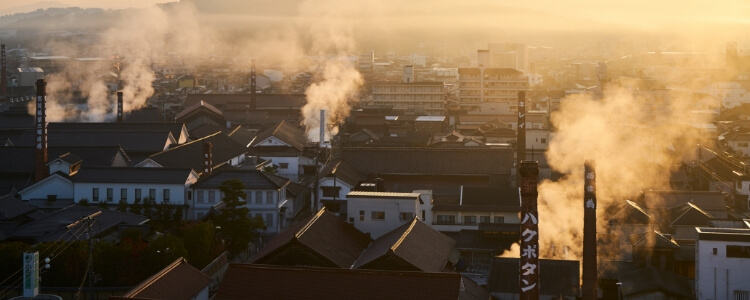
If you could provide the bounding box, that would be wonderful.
[149,189,156,200]
[436,215,456,225]
[120,188,127,201]
[279,163,289,169]
[197,191,204,203]
[255,191,262,204]
[265,213,274,227]
[739,142,749,147]
[163,189,170,202]
[480,216,491,224]
[135,189,142,200]
[736,291,750,300]
[92,188,99,202]
[106,188,113,202]
[541,138,547,144]
[321,186,341,198]
[208,191,216,203]
[464,216,477,225]
[187,191,192,201]
[371,211,385,220]
[726,245,750,258]
[494,216,505,223]
[400,212,414,221]
[265,191,273,204]
[359,210,365,221]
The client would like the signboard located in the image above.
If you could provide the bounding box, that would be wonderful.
[23,251,39,297]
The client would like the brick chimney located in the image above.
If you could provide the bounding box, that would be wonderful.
[202,142,212,176]
[1,44,6,96]
[34,79,48,182]
[582,160,598,299]
[250,58,256,111]
[116,91,123,123]
[519,160,539,299]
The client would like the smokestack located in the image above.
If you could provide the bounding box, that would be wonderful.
[34,79,48,182]
[250,58,256,111]
[519,160,539,299]
[202,142,212,177]
[517,91,526,172]
[117,91,124,123]
[320,110,325,147]
[582,160,598,299]
[1,44,6,96]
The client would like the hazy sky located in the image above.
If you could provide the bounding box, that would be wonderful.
[0,0,172,11]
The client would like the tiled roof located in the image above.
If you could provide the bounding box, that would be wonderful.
[183,93,306,110]
[619,267,692,299]
[192,169,289,190]
[250,209,371,268]
[122,257,211,300]
[669,202,713,227]
[629,230,680,249]
[249,120,307,152]
[216,264,462,300]
[461,186,520,206]
[347,191,420,200]
[0,193,36,221]
[341,147,513,175]
[148,132,247,172]
[10,205,148,243]
[609,200,654,225]
[319,160,363,187]
[175,100,224,121]
[227,126,256,147]
[48,122,187,143]
[72,167,194,184]
[53,152,83,165]
[354,219,456,272]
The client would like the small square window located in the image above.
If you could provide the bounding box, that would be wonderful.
[371,211,385,220]
[279,163,289,169]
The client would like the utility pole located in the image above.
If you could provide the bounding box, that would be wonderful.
[67,211,100,300]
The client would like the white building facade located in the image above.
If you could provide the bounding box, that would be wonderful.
[695,227,750,300]
[346,191,420,239]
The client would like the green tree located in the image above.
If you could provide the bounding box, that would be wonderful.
[79,199,89,206]
[146,232,187,274]
[129,198,143,215]
[216,179,259,255]
[117,199,128,212]
[98,200,108,210]
[182,221,223,269]
[143,197,155,219]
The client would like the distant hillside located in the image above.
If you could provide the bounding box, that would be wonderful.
[0,1,71,16]
[0,7,111,31]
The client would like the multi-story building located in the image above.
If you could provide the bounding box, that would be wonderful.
[695,227,750,300]
[371,66,445,115]
[458,68,528,105]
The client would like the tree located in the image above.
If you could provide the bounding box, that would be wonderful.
[216,179,261,255]
[117,199,128,212]
[79,199,90,206]
[98,200,108,210]
[129,198,143,215]
[182,221,223,269]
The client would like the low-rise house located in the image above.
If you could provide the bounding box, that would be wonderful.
[189,168,290,232]
[115,257,211,300]
[138,132,247,176]
[249,209,372,268]
[346,191,420,239]
[317,160,363,217]
[430,186,521,232]
[695,227,750,300]
[216,264,483,300]
[247,120,312,182]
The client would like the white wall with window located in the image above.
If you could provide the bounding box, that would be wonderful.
[74,182,192,205]
[346,191,420,239]
[695,228,750,300]
[429,210,519,232]
[190,187,287,233]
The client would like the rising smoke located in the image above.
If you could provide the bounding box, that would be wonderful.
[502,86,710,260]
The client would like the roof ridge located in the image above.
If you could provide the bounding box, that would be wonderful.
[124,257,186,297]
[391,219,417,252]
[295,208,326,239]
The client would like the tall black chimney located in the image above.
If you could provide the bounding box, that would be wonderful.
[202,142,213,177]
[117,91,124,123]
[35,79,48,182]
[250,58,256,111]
[582,160,598,299]
[1,44,6,96]
[517,91,526,170]
[519,160,539,299]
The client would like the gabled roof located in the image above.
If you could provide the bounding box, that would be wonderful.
[319,160,363,187]
[192,169,289,190]
[433,187,520,212]
[10,205,148,243]
[250,120,307,152]
[51,146,131,166]
[72,167,194,184]
[147,132,247,173]
[48,152,83,166]
[183,93,306,110]
[354,219,456,272]
[175,100,224,121]
[669,202,713,227]
[122,257,211,300]
[609,200,654,225]
[227,126,256,147]
[0,193,36,221]
[250,209,371,268]
[341,147,514,175]
[347,128,382,143]
[216,264,462,300]
[630,230,680,249]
